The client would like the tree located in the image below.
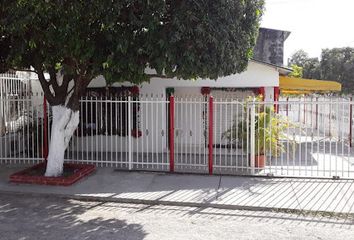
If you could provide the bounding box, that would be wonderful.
[302,57,321,79]
[288,64,303,78]
[289,48,354,93]
[0,0,264,176]
[321,48,354,93]
[289,50,320,79]
[288,49,309,67]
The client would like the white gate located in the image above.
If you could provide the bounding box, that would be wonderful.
[1,93,354,179]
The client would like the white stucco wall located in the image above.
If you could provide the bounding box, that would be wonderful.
[88,61,279,96]
[264,87,274,102]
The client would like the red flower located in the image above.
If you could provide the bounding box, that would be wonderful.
[201,87,211,95]
[131,129,142,138]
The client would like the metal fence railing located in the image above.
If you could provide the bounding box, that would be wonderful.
[1,94,354,179]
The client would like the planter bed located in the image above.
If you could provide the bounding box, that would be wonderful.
[9,162,95,186]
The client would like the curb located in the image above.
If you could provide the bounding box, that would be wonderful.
[1,190,353,219]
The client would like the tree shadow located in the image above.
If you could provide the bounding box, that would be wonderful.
[0,194,146,240]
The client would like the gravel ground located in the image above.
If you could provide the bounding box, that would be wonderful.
[0,194,353,240]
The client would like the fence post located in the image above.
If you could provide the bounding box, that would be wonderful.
[303,97,306,124]
[315,97,319,129]
[169,95,175,172]
[258,87,265,101]
[274,87,279,113]
[329,98,332,137]
[43,96,48,161]
[128,95,132,170]
[310,97,313,127]
[208,96,213,175]
[350,97,353,147]
[286,97,289,117]
[250,102,256,175]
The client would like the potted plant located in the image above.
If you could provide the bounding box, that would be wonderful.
[223,96,294,168]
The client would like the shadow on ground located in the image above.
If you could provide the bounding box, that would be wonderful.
[0,195,146,240]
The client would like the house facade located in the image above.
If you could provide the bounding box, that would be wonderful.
[70,28,292,157]
[87,27,292,101]
[0,27,293,167]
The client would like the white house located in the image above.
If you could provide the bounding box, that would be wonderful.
[88,59,290,102]
[65,28,292,167]
[87,27,292,102]
[0,28,293,169]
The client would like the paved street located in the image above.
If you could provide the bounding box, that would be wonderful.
[0,194,353,240]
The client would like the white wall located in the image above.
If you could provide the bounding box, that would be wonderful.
[88,61,279,95]
[264,87,274,102]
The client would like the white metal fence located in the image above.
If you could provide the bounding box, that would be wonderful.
[1,94,354,179]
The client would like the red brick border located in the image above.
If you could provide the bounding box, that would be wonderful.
[9,162,96,186]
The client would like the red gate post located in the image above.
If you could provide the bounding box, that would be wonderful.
[350,97,353,147]
[258,87,265,101]
[43,96,48,161]
[273,87,279,113]
[208,96,214,175]
[169,95,175,172]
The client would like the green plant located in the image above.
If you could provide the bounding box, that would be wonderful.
[223,96,294,156]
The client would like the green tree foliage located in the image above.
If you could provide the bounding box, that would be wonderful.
[302,57,321,79]
[288,64,303,78]
[320,48,354,93]
[289,48,354,93]
[1,0,265,176]
[289,50,321,79]
[1,0,265,110]
[288,49,309,67]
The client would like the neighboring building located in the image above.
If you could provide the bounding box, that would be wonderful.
[253,27,291,67]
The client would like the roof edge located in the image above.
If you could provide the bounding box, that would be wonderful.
[250,59,292,73]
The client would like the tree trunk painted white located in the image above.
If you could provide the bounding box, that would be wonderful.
[45,105,79,177]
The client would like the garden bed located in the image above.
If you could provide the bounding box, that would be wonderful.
[9,162,95,186]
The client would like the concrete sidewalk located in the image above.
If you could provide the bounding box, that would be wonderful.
[1,165,354,215]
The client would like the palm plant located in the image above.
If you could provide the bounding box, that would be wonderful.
[223,96,295,166]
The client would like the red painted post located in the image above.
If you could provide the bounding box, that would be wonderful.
[258,87,265,101]
[273,87,279,113]
[350,97,353,147]
[169,95,175,172]
[208,96,214,175]
[43,96,48,161]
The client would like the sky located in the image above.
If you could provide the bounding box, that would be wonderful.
[261,0,354,62]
